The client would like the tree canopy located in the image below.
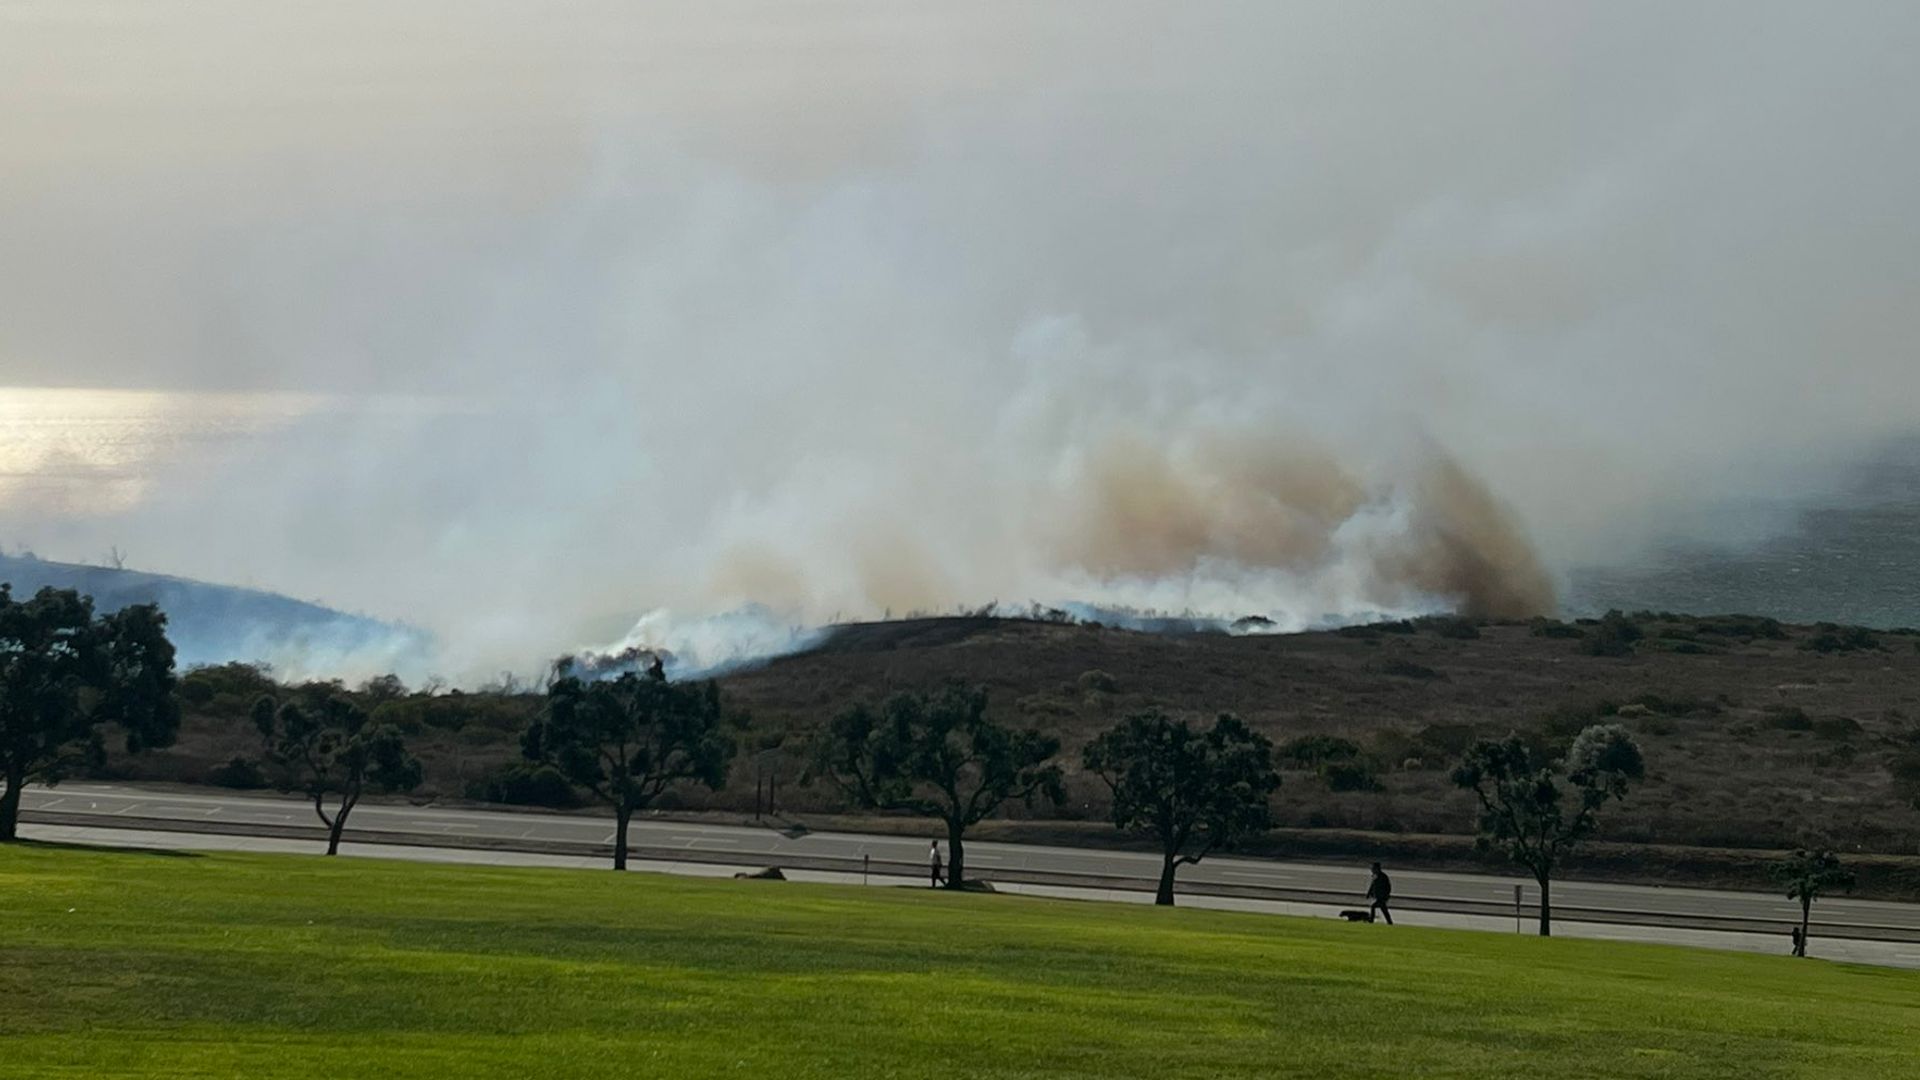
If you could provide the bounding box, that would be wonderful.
[1084,709,1278,905]
[1451,723,1644,935]
[254,685,423,855]
[0,584,179,840]
[523,662,738,869]
[811,682,1062,888]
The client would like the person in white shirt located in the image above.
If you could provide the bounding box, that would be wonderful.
[929,840,945,888]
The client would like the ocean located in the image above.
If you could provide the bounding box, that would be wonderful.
[1565,446,1920,629]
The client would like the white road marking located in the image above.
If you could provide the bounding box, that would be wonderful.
[1219,870,1284,882]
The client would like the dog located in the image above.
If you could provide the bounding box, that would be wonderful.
[1339,909,1376,923]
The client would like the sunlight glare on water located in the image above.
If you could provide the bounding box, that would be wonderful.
[0,386,328,518]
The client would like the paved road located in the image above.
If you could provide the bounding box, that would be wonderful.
[19,783,1920,950]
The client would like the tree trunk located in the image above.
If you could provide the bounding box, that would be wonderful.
[0,768,23,842]
[1155,852,1179,906]
[1537,874,1553,937]
[613,807,631,871]
[945,822,965,889]
[1799,896,1812,957]
[323,792,358,856]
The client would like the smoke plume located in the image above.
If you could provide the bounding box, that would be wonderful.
[3,2,1918,679]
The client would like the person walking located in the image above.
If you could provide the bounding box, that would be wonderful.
[929,840,945,888]
[1366,862,1394,925]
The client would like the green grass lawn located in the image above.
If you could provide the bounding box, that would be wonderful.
[3,846,1917,1079]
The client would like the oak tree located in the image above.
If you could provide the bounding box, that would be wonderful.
[1451,723,1644,935]
[1084,709,1278,905]
[0,585,179,840]
[812,682,1062,888]
[254,686,423,855]
[523,662,738,870]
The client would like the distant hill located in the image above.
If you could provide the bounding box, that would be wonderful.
[0,554,428,676]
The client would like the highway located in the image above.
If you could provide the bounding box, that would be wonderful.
[18,782,1920,967]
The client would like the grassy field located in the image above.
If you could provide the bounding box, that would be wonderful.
[4,846,1919,1079]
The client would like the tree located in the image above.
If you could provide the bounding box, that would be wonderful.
[254,686,423,855]
[1450,723,1644,935]
[0,585,179,841]
[1084,709,1278,905]
[523,662,738,870]
[812,682,1062,888]
[1773,848,1855,958]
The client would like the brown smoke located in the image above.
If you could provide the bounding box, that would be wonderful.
[1374,452,1558,618]
[1053,432,1555,618]
[1058,433,1366,578]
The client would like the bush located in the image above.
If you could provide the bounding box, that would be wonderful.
[1320,760,1382,792]
[1280,734,1361,768]
[1543,704,1599,738]
[1076,670,1118,694]
[1380,658,1443,680]
[1765,706,1813,732]
[1415,616,1480,640]
[179,662,278,707]
[1415,723,1478,757]
[1529,617,1584,639]
[1663,641,1710,655]
[1692,615,1786,641]
[1811,716,1864,740]
[1583,611,1642,657]
[1801,623,1881,653]
[376,694,480,734]
[1627,693,1721,718]
[1813,743,1858,768]
[1367,729,1421,769]
[207,757,267,789]
[465,764,579,808]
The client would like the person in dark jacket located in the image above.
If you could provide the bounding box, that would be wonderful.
[1366,862,1394,925]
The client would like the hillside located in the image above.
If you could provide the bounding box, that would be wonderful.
[0,553,427,674]
[121,612,1920,862]
[6,847,1917,1078]
[721,614,1920,851]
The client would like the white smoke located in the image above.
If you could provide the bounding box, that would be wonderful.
[4,2,1919,681]
[580,606,826,680]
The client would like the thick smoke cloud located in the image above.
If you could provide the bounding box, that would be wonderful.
[2,2,1918,679]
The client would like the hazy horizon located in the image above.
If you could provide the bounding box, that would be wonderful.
[5,2,1919,678]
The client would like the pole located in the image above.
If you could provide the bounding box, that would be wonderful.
[1514,884,1523,934]
[863,852,870,887]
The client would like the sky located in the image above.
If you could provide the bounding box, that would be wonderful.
[2,2,1918,677]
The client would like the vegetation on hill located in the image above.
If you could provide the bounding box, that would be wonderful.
[70,611,1920,861]
[4,846,1917,1079]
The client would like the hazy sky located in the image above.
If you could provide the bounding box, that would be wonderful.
[3,2,1918,674]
